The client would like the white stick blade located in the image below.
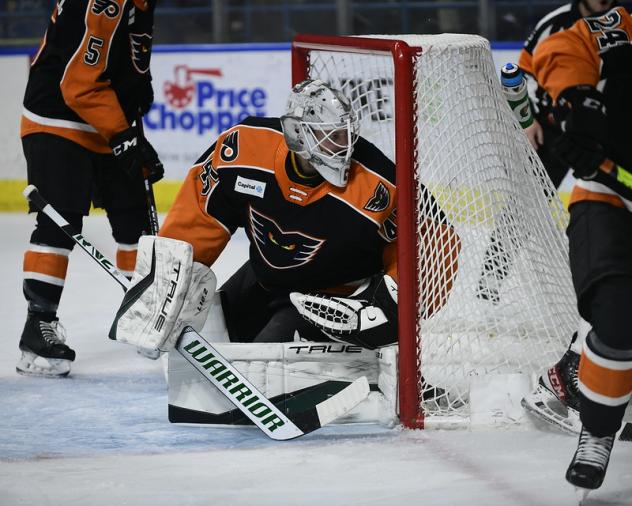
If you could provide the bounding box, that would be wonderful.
[316,376,370,427]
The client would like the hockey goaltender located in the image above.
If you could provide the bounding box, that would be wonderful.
[109,79,460,426]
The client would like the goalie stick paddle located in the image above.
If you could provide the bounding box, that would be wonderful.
[177,328,370,440]
[23,184,371,440]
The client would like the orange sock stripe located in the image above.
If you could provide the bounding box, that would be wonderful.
[116,248,137,273]
[23,250,69,281]
[578,351,632,401]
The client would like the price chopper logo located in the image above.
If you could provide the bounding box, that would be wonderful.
[144,64,268,137]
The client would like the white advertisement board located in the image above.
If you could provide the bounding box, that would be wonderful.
[1,44,573,194]
[144,45,291,179]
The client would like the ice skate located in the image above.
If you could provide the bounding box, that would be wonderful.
[566,426,615,498]
[522,348,581,434]
[16,312,75,377]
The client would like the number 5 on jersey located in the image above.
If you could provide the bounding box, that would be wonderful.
[84,36,104,65]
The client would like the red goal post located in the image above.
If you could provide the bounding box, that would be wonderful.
[292,34,424,428]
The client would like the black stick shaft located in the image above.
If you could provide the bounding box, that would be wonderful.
[137,114,160,235]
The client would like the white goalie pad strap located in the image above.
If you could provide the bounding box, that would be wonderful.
[110,236,199,353]
[170,262,217,349]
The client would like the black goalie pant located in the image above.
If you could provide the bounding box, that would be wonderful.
[218,261,327,343]
[567,200,632,436]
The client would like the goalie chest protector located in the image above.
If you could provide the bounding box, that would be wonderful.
[161,117,404,293]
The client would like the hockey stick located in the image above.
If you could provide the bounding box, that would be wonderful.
[177,329,369,440]
[594,158,632,202]
[137,114,160,235]
[23,185,130,291]
[23,184,370,440]
[143,176,160,234]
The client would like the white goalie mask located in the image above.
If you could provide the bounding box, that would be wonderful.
[281,79,359,187]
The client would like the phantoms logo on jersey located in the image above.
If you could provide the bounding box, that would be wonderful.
[129,33,152,74]
[379,208,397,242]
[92,0,120,17]
[220,131,239,162]
[249,207,325,269]
[364,182,390,212]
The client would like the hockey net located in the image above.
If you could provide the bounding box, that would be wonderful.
[292,34,578,429]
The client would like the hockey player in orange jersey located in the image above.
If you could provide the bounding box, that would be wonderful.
[109,79,460,362]
[17,0,164,378]
[519,0,617,173]
[529,4,632,496]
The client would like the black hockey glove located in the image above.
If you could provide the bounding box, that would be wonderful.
[553,85,607,180]
[109,126,164,183]
[289,274,398,350]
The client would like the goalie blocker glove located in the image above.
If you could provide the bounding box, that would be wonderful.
[109,125,164,183]
[290,274,398,349]
[553,85,607,180]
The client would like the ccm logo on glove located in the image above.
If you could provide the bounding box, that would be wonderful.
[111,135,138,156]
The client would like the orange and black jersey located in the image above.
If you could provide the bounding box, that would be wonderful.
[161,117,418,293]
[520,2,587,121]
[21,0,155,153]
[533,6,632,208]
[522,2,585,60]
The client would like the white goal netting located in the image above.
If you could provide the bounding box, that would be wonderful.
[299,34,578,426]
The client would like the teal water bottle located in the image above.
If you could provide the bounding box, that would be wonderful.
[501,63,534,129]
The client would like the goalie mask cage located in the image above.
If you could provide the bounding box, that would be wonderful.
[291,33,578,429]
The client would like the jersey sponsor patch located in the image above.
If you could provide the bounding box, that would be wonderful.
[249,206,325,269]
[235,176,266,198]
[364,182,390,212]
[92,0,120,18]
[129,33,152,74]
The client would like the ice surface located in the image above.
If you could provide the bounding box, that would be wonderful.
[1,214,631,505]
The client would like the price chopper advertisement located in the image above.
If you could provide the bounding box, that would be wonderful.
[145,46,291,180]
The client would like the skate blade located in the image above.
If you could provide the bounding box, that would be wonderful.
[521,384,581,435]
[574,486,590,504]
[16,351,71,378]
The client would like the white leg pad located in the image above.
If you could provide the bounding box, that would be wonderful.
[167,341,398,425]
[110,236,216,355]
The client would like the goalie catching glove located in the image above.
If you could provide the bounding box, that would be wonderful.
[289,274,398,350]
[109,236,216,357]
